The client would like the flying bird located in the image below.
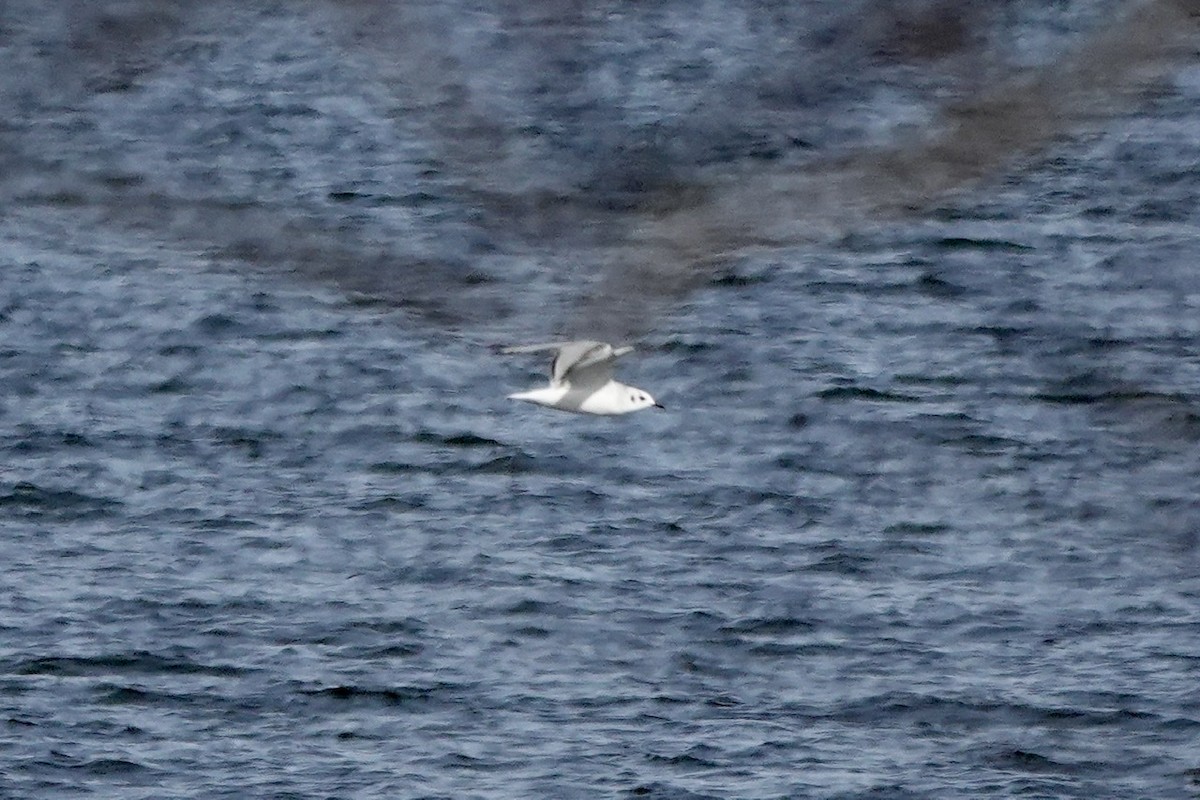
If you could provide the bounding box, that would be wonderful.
[496,340,663,415]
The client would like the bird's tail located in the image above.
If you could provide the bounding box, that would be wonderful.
[507,388,547,403]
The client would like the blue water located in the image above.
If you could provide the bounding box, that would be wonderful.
[2,3,1199,798]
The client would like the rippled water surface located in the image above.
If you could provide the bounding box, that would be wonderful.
[2,2,1200,798]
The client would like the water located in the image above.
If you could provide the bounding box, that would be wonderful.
[2,2,1199,798]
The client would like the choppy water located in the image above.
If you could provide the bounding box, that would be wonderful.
[2,2,1200,798]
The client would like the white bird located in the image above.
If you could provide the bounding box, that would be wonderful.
[496,340,664,415]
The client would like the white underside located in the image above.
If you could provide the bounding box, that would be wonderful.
[508,380,638,415]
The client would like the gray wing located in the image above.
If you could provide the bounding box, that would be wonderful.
[496,342,573,355]
[554,341,635,386]
[495,340,633,386]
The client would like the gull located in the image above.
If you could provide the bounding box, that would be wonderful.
[496,340,664,415]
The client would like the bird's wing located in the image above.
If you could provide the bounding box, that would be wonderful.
[494,342,573,355]
[558,342,637,387]
[495,340,634,387]
[494,341,579,382]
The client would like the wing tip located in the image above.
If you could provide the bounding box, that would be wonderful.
[493,340,637,357]
[492,341,570,355]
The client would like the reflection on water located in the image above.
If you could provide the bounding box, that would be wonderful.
[4,0,1196,335]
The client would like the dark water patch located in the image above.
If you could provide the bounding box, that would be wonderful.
[189,312,244,337]
[0,481,120,520]
[126,594,276,618]
[306,618,426,653]
[884,521,952,536]
[772,450,810,471]
[1131,198,1191,223]
[10,652,248,679]
[300,682,467,708]
[333,729,380,741]
[158,342,200,357]
[94,684,194,707]
[983,748,1085,775]
[915,416,1025,454]
[914,272,967,298]
[540,531,607,554]
[970,324,1037,347]
[669,649,745,681]
[208,425,284,458]
[707,266,772,288]
[347,616,426,637]
[31,189,91,207]
[1084,334,1125,351]
[746,640,817,657]
[329,189,448,208]
[719,616,815,637]
[1032,386,1194,407]
[947,432,1023,455]
[805,278,891,296]
[149,373,191,394]
[500,597,560,616]
[1099,399,1200,443]
[817,385,921,403]
[353,494,428,513]
[36,753,150,778]
[470,452,548,475]
[4,428,94,453]
[711,694,746,709]
[657,338,717,355]
[395,190,445,208]
[97,172,145,191]
[371,447,543,477]
[368,460,431,475]
[186,513,260,532]
[933,236,1033,252]
[21,749,155,787]
[807,542,874,576]
[624,781,723,799]
[355,642,424,659]
[810,551,873,576]
[833,691,1175,735]
[247,292,279,313]
[830,693,1020,728]
[1043,615,1126,641]
[235,530,296,550]
[461,267,495,285]
[154,427,201,455]
[959,617,1032,642]
[1041,705,1163,729]
[439,751,510,771]
[507,625,551,639]
[895,373,971,389]
[676,609,730,635]
[83,757,149,776]
[645,745,721,769]
[259,325,343,343]
[413,430,506,449]
[696,485,811,510]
